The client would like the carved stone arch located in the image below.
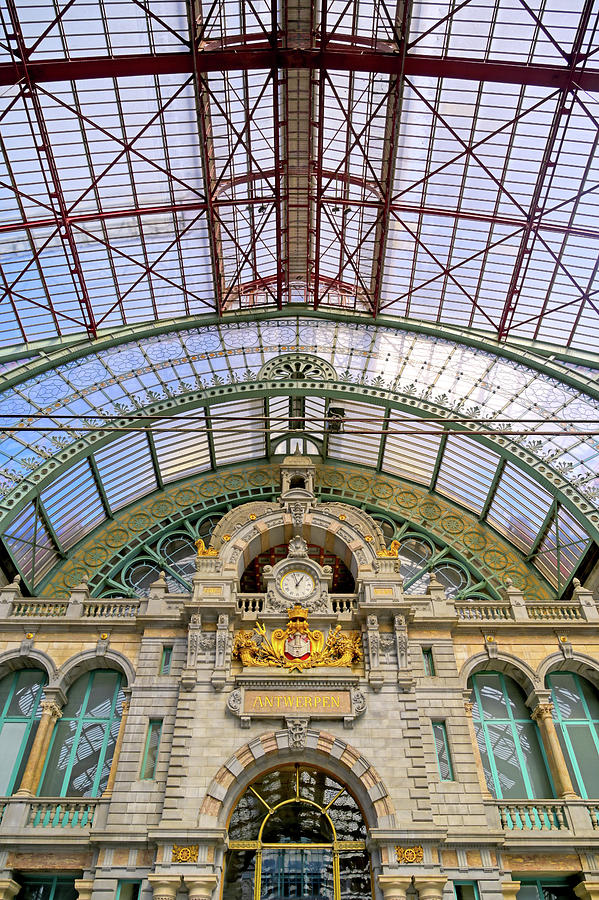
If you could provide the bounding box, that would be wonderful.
[459,651,539,697]
[200,728,395,832]
[54,648,136,693]
[537,651,599,694]
[0,647,57,684]
[259,353,338,383]
[214,506,383,581]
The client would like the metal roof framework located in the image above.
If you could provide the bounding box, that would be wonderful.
[0,1,598,347]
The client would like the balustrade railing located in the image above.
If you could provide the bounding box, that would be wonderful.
[526,605,583,621]
[498,801,568,831]
[237,595,264,614]
[331,596,356,613]
[11,600,68,617]
[587,805,599,829]
[455,603,513,621]
[82,600,139,618]
[27,799,97,828]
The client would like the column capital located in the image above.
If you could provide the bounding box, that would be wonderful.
[378,875,413,900]
[531,702,554,722]
[501,880,521,900]
[147,875,181,900]
[0,880,20,900]
[413,875,448,900]
[40,699,63,720]
[184,874,218,899]
[575,880,599,900]
[74,879,94,900]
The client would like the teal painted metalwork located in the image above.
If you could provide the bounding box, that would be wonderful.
[470,673,555,803]
[547,672,599,800]
[38,670,124,799]
[0,669,46,796]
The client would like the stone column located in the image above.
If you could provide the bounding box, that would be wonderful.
[74,879,94,900]
[413,875,447,900]
[378,875,413,900]
[185,875,218,900]
[463,698,493,800]
[531,702,578,799]
[147,876,181,900]
[0,881,20,900]
[14,696,63,797]
[102,693,131,799]
[501,882,521,900]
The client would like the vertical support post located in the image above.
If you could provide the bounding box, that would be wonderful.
[14,692,64,797]
[102,692,131,799]
[530,701,578,799]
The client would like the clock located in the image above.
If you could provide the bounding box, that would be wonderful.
[279,569,316,600]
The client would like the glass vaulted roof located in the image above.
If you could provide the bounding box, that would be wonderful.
[0,1,598,598]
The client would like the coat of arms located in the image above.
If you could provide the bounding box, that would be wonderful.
[233,605,362,671]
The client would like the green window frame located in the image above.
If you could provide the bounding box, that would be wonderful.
[38,670,124,798]
[0,669,46,797]
[548,671,599,800]
[16,875,77,900]
[160,646,173,675]
[453,882,479,900]
[140,719,162,780]
[422,647,436,676]
[116,881,142,900]
[516,879,571,899]
[470,672,555,800]
[432,721,454,781]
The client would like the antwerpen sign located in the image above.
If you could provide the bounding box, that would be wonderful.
[245,689,352,715]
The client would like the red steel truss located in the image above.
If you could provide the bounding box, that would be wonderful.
[1,0,598,347]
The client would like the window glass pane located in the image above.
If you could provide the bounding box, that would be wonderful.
[261,803,334,843]
[516,723,553,797]
[566,723,599,798]
[39,720,76,796]
[0,676,13,715]
[423,648,436,676]
[261,848,334,900]
[7,670,44,717]
[118,883,141,900]
[222,851,256,900]
[327,792,367,842]
[339,849,371,899]
[475,674,509,719]
[485,723,528,798]
[0,721,27,794]
[581,678,599,719]
[65,722,107,796]
[473,722,495,796]
[160,647,173,675]
[516,888,540,900]
[61,676,88,718]
[141,720,162,780]
[433,722,454,780]
[549,673,586,719]
[85,671,119,718]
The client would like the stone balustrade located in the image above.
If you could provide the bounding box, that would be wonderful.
[498,801,569,831]
[27,799,97,828]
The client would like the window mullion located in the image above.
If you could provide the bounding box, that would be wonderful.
[472,679,502,798]
[61,673,95,797]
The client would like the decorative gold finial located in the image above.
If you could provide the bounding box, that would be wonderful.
[287,604,309,620]
[377,539,400,558]
[195,538,218,557]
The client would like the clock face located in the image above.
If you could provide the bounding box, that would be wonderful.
[279,570,316,600]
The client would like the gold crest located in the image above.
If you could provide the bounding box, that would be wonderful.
[233,607,362,671]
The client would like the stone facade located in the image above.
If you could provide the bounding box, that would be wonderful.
[0,459,598,900]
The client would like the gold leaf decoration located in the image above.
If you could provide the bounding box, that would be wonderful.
[172,845,199,863]
[395,845,423,864]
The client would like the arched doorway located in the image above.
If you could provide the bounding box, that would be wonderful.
[222,764,372,900]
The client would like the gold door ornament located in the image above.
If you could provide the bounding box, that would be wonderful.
[233,605,362,670]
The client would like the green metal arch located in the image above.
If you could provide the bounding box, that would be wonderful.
[1,378,597,547]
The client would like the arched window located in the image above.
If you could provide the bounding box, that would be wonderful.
[469,672,554,799]
[547,671,599,799]
[38,670,124,798]
[0,669,46,796]
[223,764,371,900]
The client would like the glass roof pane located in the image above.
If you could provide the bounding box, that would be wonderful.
[93,433,157,511]
[534,504,590,587]
[39,459,105,550]
[151,412,212,484]
[435,436,501,514]
[486,463,553,552]
[327,400,384,467]
[211,398,266,465]
[3,502,59,587]
[381,412,442,485]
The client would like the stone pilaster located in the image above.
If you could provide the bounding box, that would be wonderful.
[378,875,413,900]
[531,701,578,799]
[14,695,63,797]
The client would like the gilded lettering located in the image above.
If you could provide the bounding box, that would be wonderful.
[284,696,294,707]
[332,696,340,708]
[265,696,273,707]
[323,696,330,708]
